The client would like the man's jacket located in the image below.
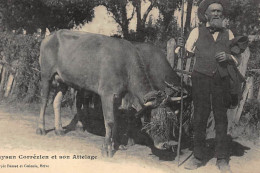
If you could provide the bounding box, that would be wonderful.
[193,25,247,96]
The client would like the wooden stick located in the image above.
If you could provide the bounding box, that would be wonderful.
[234,77,252,123]
[249,69,260,74]
[238,47,250,77]
[177,0,185,167]
[184,58,192,84]
[0,60,16,74]
[167,38,176,69]
[257,86,260,101]
[175,69,192,76]
[0,67,6,93]
[247,77,254,100]
[4,74,14,97]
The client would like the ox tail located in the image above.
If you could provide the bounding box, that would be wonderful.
[39,31,59,83]
[39,31,58,68]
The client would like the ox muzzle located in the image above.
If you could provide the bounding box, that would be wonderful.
[135,81,190,150]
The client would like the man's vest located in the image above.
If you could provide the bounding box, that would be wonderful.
[193,25,231,76]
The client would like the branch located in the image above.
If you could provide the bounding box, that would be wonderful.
[111,15,123,26]
[102,4,123,26]
[31,67,40,73]
[142,1,155,24]
[127,8,135,22]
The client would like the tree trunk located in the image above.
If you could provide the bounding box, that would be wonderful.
[121,23,130,40]
[184,0,193,38]
[121,4,130,40]
[135,0,143,41]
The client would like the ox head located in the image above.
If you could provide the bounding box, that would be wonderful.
[135,82,191,150]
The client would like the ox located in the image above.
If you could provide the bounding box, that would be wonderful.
[66,42,190,150]
[37,30,185,157]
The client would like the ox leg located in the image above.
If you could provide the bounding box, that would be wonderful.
[36,79,51,135]
[101,94,117,158]
[53,83,68,136]
[67,89,86,131]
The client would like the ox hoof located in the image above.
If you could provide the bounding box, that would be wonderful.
[66,122,83,132]
[75,126,84,132]
[127,138,135,146]
[36,128,46,135]
[101,145,113,158]
[119,145,128,150]
[65,124,76,131]
[55,129,65,136]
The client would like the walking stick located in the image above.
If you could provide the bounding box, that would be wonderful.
[177,0,185,167]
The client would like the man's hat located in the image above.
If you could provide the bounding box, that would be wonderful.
[197,0,230,23]
[230,36,249,55]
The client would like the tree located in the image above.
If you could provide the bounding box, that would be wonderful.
[193,0,259,36]
[0,0,97,34]
[99,0,134,40]
[132,0,155,41]
[184,0,193,38]
[100,0,181,41]
[132,0,182,41]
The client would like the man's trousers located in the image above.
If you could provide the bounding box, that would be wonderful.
[191,71,230,160]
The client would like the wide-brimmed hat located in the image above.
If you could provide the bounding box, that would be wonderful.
[229,36,249,55]
[198,0,230,23]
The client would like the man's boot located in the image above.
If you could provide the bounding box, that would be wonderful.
[216,158,232,173]
[184,155,205,170]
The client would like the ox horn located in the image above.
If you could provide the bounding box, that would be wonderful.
[144,101,153,107]
[170,95,188,102]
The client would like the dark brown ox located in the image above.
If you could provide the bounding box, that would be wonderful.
[68,42,190,150]
[37,30,182,157]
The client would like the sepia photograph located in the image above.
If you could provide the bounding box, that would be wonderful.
[0,0,259,172]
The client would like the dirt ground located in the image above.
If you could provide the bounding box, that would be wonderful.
[0,102,260,173]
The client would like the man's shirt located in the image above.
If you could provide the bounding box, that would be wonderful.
[184,23,239,65]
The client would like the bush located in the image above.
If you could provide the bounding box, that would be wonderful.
[0,31,42,103]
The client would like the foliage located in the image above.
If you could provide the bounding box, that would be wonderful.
[240,41,260,140]
[99,0,133,39]
[142,14,179,49]
[192,0,260,36]
[0,31,42,102]
[0,0,97,34]
[229,0,260,36]
[99,0,181,41]
[231,99,260,141]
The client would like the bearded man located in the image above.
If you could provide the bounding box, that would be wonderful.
[177,0,241,172]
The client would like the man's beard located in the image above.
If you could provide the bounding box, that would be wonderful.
[209,18,224,29]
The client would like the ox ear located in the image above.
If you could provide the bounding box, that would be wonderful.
[135,106,151,118]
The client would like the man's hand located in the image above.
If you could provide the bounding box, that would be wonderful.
[215,52,232,63]
[177,37,185,48]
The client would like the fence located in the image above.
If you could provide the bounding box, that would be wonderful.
[0,60,17,98]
